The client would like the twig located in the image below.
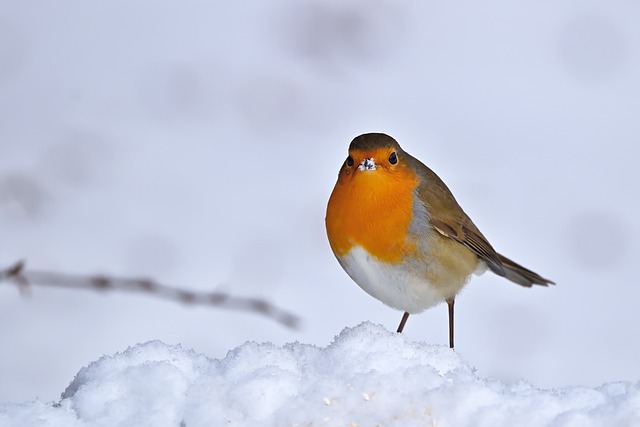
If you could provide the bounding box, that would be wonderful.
[0,260,300,329]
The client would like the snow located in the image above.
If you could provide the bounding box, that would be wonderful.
[1,323,639,427]
[358,158,377,171]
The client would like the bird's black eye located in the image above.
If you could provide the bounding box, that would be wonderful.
[389,152,398,164]
[346,156,354,167]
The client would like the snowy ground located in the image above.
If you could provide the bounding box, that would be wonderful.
[1,0,640,407]
[2,323,639,427]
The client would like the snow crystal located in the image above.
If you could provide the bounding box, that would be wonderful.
[1,323,639,427]
[358,158,377,171]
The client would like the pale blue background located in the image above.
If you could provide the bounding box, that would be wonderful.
[1,0,638,402]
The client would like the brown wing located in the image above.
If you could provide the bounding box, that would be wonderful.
[408,152,554,287]
[430,218,506,277]
[407,153,506,277]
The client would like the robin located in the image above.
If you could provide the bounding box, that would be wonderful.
[325,133,553,348]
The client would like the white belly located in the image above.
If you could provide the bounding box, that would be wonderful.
[338,245,446,314]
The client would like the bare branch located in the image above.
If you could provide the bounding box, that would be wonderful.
[0,260,300,329]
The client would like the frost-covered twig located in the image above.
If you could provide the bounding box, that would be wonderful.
[0,260,300,329]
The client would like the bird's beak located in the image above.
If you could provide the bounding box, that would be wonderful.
[359,158,376,171]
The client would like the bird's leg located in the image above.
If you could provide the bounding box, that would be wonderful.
[446,298,455,349]
[396,311,410,333]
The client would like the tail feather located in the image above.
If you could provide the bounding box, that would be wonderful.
[496,253,555,287]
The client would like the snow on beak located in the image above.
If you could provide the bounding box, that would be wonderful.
[358,158,376,171]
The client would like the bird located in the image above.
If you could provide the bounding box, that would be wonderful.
[325,133,553,348]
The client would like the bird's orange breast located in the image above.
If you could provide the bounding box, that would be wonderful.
[326,162,421,263]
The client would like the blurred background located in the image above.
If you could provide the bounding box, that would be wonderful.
[1,0,639,402]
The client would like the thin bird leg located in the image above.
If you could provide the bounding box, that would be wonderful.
[396,311,410,333]
[447,298,455,349]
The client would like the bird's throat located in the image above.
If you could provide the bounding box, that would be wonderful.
[326,167,420,263]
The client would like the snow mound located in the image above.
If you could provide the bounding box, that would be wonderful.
[1,323,639,427]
